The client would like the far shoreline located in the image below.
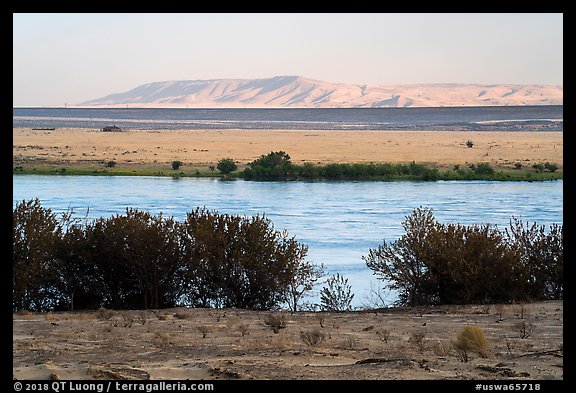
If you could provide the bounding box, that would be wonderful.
[13,127,562,181]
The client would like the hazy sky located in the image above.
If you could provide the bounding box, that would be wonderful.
[13,13,563,107]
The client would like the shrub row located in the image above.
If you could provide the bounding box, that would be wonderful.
[13,199,320,312]
[364,207,563,306]
[240,151,561,181]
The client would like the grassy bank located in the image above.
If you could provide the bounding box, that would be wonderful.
[13,160,562,181]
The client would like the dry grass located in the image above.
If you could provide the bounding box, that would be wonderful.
[13,301,563,380]
[453,325,489,362]
[13,128,563,168]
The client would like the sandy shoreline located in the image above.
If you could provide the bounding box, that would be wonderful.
[13,128,563,170]
[13,301,563,380]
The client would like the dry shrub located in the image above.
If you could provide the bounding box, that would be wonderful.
[198,325,211,338]
[120,313,134,328]
[342,337,358,350]
[264,313,286,334]
[173,311,191,320]
[153,332,171,348]
[17,341,47,350]
[134,311,148,325]
[453,325,489,362]
[157,313,170,321]
[409,331,426,351]
[300,329,325,346]
[515,320,534,339]
[45,312,56,321]
[376,329,390,343]
[514,303,532,320]
[236,324,249,336]
[97,308,115,321]
[432,340,453,356]
[495,304,506,322]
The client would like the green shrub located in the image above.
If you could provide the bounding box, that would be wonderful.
[13,200,319,312]
[544,162,558,172]
[13,199,62,312]
[364,207,563,306]
[474,162,495,176]
[216,158,238,174]
[171,160,183,170]
[364,207,439,306]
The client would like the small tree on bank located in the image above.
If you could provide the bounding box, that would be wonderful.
[172,160,183,170]
[320,274,354,312]
[217,158,238,175]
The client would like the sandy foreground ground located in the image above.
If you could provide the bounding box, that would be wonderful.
[13,301,562,380]
[13,128,562,169]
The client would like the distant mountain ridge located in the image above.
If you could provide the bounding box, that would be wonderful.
[80,76,563,108]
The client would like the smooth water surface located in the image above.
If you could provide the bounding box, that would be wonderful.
[13,176,563,307]
[13,106,563,131]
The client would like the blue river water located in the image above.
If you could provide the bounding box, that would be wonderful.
[13,176,563,308]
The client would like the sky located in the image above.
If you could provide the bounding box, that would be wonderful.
[13,13,563,107]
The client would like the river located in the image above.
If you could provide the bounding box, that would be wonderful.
[13,175,563,308]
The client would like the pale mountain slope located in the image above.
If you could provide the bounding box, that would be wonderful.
[80,76,563,108]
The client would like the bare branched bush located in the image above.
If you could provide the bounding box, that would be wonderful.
[120,313,135,328]
[153,332,171,348]
[409,331,427,352]
[236,324,249,336]
[342,337,358,350]
[173,311,192,320]
[157,313,170,321]
[133,311,147,326]
[198,325,211,338]
[432,340,453,356]
[515,320,534,339]
[514,303,532,320]
[376,329,390,343]
[96,309,115,321]
[45,312,57,321]
[495,304,506,322]
[505,336,515,356]
[264,313,286,334]
[300,329,325,346]
[320,274,354,312]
